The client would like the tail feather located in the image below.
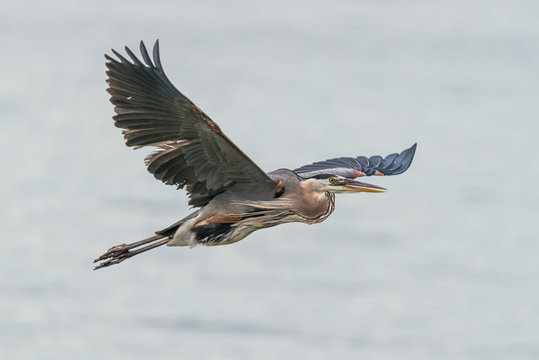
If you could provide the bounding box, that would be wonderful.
[156,210,200,237]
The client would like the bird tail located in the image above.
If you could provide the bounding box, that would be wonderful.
[93,211,200,270]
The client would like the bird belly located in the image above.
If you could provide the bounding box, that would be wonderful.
[168,213,259,247]
[168,216,200,247]
[168,195,335,247]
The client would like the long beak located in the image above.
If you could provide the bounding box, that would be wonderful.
[341,179,386,193]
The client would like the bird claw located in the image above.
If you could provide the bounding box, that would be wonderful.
[93,243,131,270]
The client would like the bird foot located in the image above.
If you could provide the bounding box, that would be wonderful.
[93,235,169,270]
[93,243,132,270]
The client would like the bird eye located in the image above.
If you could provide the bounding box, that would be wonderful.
[329,177,335,183]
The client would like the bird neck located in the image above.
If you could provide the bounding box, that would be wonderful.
[297,181,335,222]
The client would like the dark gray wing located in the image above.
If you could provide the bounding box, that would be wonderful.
[294,143,417,179]
[106,40,275,207]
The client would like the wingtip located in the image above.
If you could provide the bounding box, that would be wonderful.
[410,142,418,154]
[398,142,417,174]
[152,39,164,72]
[408,142,417,157]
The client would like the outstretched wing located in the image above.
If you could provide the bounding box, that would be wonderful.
[294,143,417,179]
[106,40,275,207]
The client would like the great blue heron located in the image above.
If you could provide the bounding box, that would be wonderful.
[93,40,416,270]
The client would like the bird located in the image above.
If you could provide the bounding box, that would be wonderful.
[93,40,417,270]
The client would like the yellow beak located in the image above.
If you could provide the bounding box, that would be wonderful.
[341,180,386,193]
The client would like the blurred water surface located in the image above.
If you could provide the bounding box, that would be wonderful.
[2,1,539,359]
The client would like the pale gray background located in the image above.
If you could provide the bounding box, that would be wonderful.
[2,0,538,359]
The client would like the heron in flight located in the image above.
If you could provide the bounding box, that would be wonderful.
[94,40,416,270]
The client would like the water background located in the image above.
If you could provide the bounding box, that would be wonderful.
[2,1,539,359]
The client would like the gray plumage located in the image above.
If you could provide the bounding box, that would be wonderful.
[94,40,417,269]
[294,144,416,178]
[106,41,274,207]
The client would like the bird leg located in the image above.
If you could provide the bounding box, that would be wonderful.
[93,234,169,270]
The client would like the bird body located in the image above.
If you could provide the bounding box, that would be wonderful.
[165,168,335,247]
[93,40,416,269]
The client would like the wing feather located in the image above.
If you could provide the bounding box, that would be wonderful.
[294,143,417,178]
[106,40,275,207]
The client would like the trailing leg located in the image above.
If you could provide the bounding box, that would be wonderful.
[93,234,170,270]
